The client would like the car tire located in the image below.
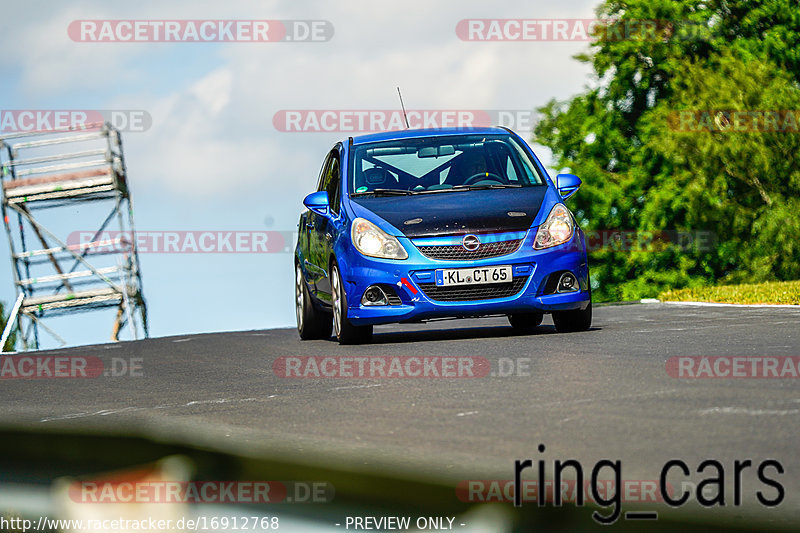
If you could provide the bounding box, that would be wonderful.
[508,312,543,331]
[295,262,332,340]
[331,262,373,345]
[552,303,592,333]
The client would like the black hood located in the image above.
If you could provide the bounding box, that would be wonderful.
[350,186,547,238]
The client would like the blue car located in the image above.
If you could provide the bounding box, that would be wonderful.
[294,127,591,344]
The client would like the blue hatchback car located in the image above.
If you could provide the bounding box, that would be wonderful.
[295,127,591,344]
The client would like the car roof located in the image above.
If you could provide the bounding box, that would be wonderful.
[350,127,510,146]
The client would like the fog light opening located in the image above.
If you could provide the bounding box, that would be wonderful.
[557,272,579,293]
[361,285,389,306]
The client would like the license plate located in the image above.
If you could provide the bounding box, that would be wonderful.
[435,265,513,287]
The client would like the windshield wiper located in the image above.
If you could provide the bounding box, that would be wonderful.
[453,183,524,190]
[351,184,524,197]
[405,184,525,195]
[351,188,414,197]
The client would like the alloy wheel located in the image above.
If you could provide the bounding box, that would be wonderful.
[295,263,304,330]
[332,266,342,337]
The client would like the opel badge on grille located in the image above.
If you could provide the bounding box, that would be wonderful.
[462,234,481,251]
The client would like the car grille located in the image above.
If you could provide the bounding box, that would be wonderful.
[417,277,528,302]
[416,238,523,261]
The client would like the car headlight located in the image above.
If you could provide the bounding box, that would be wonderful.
[533,203,575,249]
[351,218,408,259]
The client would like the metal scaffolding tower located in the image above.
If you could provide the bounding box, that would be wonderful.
[0,122,148,350]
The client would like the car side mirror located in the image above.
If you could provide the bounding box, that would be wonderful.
[555,173,582,200]
[303,191,329,216]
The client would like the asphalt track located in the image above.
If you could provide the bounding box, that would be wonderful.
[1,302,799,525]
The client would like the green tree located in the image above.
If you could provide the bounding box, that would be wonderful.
[535,0,800,301]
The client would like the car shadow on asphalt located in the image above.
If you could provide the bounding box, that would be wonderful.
[357,324,601,345]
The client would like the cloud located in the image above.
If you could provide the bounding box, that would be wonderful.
[0,6,147,96]
[0,0,603,342]
[3,0,597,197]
[191,68,232,114]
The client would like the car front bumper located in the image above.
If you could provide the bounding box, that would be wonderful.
[336,229,591,326]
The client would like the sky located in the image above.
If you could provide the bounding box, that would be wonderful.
[0,0,599,349]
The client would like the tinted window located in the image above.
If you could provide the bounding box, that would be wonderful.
[349,134,545,193]
[316,151,333,193]
[318,147,342,215]
[326,156,341,214]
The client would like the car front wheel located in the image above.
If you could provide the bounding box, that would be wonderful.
[295,262,332,340]
[331,262,373,345]
[552,303,592,333]
[508,312,543,331]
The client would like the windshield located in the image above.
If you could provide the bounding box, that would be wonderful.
[349,134,545,194]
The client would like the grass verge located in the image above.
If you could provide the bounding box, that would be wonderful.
[659,280,800,305]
